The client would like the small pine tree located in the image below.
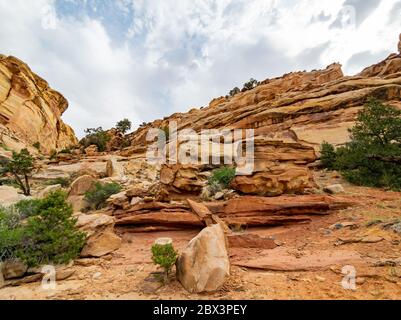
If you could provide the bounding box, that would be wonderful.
[115,119,132,134]
[0,148,34,196]
[80,127,110,152]
[320,141,337,170]
[151,243,178,284]
[17,191,86,267]
[335,98,401,190]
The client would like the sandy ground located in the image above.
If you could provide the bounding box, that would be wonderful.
[1,172,401,300]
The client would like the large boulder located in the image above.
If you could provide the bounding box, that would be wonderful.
[1,260,28,279]
[0,186,27,207]
[106,157,125,180]
[68,175,96,196]
[176,224,230,293]
[36,184,62,199]
[76,213,122,257]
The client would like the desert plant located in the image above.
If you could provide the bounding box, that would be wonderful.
[115,118,132,134]
[151,243,178,284]
[32,142,41,150]
[324,99,401,190]
[0,206,24,262]
[14,198,42,219]
[320,141,337,170]
[17,191,85,267]
[208,166,236,189]
[242,78,259,91]
[84,182,122,209]
[1,191,85,266]
[45,177,71,188]
[80,127,110,152]
[59,147,72,154]
[229,87,241,97]
[0,148,34,196]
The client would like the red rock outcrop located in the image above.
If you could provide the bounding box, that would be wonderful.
[113,195,354,232]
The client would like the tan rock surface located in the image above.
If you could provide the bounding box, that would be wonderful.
[76,213,122,257]
[176,224,230,293]
[0,55,77,153]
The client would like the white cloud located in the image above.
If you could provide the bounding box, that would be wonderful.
[0,0,399,137]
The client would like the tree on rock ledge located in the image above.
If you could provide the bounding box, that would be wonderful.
[0,148,34,196]
[321,98,401,190]
[115,118,132,134]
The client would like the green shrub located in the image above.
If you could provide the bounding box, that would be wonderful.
[0,191,85,266]
[320,141,337,170]
[115,118,132,134]
[325,99,401,190]
[151,243,178,283]
[14,199,42,219]
[229,87,241,97]
[0,207,24,262]
[17,191,85,267]
[59,148,72,154]
[32,142,41,150]
[242,78,259,91]
[45,177,71,188]
[84,182,122,209]
[80,127,110,152]
[0,148,34,196]
[208,166,236,189]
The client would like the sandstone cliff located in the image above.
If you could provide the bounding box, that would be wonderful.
[125,35,401,196]
[0,55,77,154]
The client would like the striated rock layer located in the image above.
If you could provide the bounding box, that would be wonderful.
[125,36,401,196]
[0,55,77,154]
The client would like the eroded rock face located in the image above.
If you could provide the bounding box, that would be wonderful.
[0,185,27,207]
[125,37,401,196]
[176,224,230,293]
[0,55,77,153]
[76,213,122,257]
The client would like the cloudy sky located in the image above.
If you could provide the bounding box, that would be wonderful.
[0,0,400,137]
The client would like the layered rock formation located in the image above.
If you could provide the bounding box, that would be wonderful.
[124,36,401,196]
[0,55,77,154]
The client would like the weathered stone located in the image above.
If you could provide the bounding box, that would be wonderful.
[1,260,28,279]
[106,191,129,208]
[0,55,77,154]
[76,213,122,257]
[227,233,277,249]
[324,184,345,194]
[106,157,125,180]
[37,184,62,198]
[84,145,98,156]
[0,185,27,207]
[68,175,96,196]
[176,224,230,293]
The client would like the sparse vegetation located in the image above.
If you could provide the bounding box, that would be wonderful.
[151,242,178,284]
[0,191,85,267]
[320,141,337,170]
[115,118,132,134]
[80,127,110,152]
[0,148,34,196]
[242,78,259,91]
[208,166,236,189]
[320,99,401,190]
[45,177,71,188]
[32,142,40,150]
[229,87,241,97]
[59,147,72,154]
[84,182,122,209]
